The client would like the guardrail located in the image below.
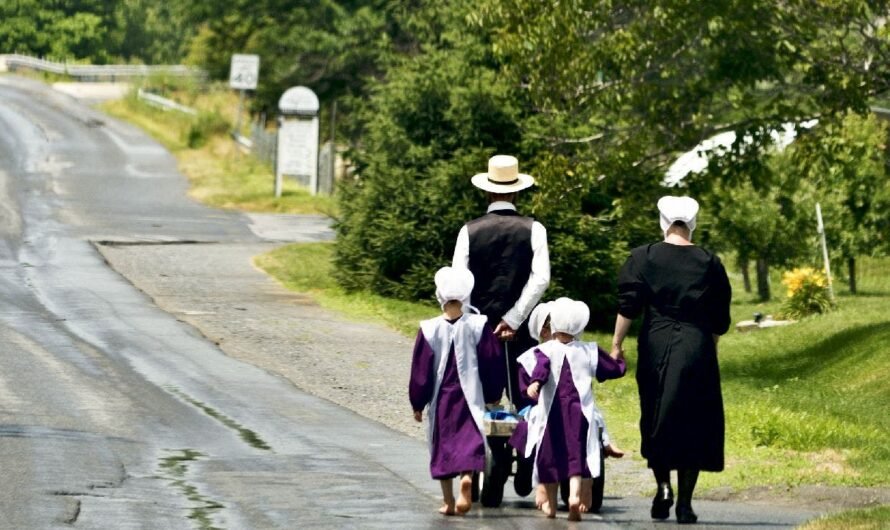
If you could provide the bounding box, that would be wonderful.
[137,89,198,115]
[0,53,204,80]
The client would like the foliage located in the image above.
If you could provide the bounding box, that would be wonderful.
[334,32,526,301]
[781,267,834,319]
[0,0,194,64]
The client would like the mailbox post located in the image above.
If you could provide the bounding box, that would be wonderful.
[275,86,320,197]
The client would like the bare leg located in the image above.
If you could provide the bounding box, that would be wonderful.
[541,483,558,518]
[580,478,593,512]
[568,475,583,521]
[455,472,473,514]
[535,484,547,510]
[438,479,456,515]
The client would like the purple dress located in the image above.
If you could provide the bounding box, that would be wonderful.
[529,349,591,482]
[509,346,625,453]
[409,321,504,479]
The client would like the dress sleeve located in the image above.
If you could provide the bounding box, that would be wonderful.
[477,323,506,403]
[409,330,436,411]
[530,348,550,385]
[617,249,648,319]
[595,345,627,382]
[710,256,733,335]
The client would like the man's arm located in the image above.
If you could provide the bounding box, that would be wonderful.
[502,222,550,329]
[452,225,469,269]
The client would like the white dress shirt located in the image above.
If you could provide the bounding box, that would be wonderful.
[452,202,550,330]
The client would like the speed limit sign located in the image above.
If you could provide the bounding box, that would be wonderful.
[229,54,260,90]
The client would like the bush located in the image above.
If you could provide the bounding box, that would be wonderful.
[184,111,229,148]
[781,267,834,319]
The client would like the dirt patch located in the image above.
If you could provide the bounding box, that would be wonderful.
[702,484,890,512]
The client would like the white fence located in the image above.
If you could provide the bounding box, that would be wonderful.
[0,53,204,80]
[137,89,198,115]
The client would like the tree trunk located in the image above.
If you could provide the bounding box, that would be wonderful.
[756,258,770,301]
[848,257,857,294]
[740,258,752,293]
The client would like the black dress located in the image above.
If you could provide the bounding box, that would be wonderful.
[617,242,732,471]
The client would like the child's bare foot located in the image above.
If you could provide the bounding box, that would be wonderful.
[535,484,547,509]
[438,502,456,516]
[455,474,473,514]
[568,494,583,521]
[541,500,556,518]
[604,443,625,458]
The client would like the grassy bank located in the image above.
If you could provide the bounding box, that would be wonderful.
[258,242,890,499]
[254,242,436,337]
[99,89,335,216]
[799,505,890,529]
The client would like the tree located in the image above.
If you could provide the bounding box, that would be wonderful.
[789,112,890,293]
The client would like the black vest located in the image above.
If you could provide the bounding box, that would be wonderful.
[467,210,534,327]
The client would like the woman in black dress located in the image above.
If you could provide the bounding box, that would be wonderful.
[610,196,731,524]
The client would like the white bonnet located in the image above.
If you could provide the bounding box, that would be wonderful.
[434,266,475,309]
[527,301,553,342]
[548,297,590,337]
[658,195,699,238]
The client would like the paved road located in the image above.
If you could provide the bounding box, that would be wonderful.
[0,75,822,528]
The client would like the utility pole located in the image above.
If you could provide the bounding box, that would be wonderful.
[816,202,835,300]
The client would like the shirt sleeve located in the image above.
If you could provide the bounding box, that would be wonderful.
[617,249,647,320]
[710,256,733,335]
[503,222,550,329]
[477,323,506,403]
[408,330,436,411]
[452,225,470,269]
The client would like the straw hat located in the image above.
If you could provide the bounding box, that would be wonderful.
[658,196,699,237]
[471,155,535,193]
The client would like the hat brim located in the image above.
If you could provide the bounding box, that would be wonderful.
[471,172,535,193]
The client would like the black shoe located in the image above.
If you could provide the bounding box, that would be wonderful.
[676,503,698,524]
[650,482,673,520]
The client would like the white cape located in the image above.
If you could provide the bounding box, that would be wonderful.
[419,313,489,455]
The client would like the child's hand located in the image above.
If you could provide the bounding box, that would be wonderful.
[413,410,422,422]
[528,381,541,400]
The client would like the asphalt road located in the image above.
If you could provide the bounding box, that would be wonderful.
[0,75,823,529]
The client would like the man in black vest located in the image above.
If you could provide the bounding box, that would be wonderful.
[452,155,550,408]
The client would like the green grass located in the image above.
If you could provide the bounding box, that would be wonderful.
[798,504,890,529]
[99,92,336,216]
[259,242,890,495]
[254,242,437,337]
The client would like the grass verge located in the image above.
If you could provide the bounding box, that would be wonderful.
[798,504,890,529]
[99,90,336,216]
[254,242,436,337]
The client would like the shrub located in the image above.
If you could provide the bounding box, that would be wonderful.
[781,267,834,319]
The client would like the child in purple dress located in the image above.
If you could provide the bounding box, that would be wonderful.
[512,300,626,512]
[409,267,505,515]
[520,298,600,521]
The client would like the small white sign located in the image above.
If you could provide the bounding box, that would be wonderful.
[229,54,260,90]
[277,117,319,190]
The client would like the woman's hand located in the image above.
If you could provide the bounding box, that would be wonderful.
[610,343,625,361]
[528,381,541,400]
[413,410,422,422]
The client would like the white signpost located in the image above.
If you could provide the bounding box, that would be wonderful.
[229,54,259,90]
[229,54,260,136]
[275,86,320,196]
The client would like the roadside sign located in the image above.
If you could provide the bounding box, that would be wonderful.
[229,54,260,90]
